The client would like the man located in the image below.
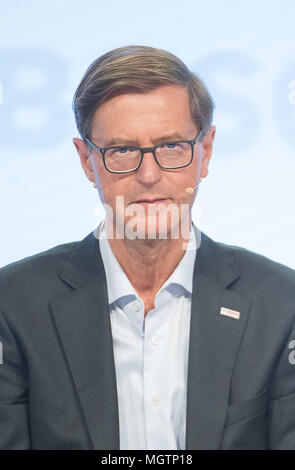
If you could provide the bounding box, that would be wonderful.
[0,45,295,450]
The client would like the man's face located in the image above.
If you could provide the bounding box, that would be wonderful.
[74,84,215,240]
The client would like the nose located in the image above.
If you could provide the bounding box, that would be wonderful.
[135,150,162,186]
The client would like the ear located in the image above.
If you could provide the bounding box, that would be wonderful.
[200,125,216,179]
[73,137,95,183]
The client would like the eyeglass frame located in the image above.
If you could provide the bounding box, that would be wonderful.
[84,130,203,174]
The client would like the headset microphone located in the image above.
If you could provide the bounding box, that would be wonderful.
[185,177,203,194]
[185,186,198,194]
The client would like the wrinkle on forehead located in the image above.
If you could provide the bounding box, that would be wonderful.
[91,85,198,145]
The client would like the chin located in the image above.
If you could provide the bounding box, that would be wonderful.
[124,214,182,241]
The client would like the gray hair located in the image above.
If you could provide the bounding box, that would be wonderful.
[73,45,214,141]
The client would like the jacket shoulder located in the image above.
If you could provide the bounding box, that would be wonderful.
[0,240,79,287]
[200,230,295,291]
[221,239,294,276]
[211,235,295,294]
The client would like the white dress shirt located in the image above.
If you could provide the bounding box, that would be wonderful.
[94,221,201,450]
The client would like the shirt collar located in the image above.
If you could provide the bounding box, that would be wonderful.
[94,219,201,306]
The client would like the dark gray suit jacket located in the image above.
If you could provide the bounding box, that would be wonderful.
[0,226,295,449]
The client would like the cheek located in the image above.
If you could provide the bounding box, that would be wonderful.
[174,167,198,194]
[172,168,199,207]
[95,160,112,197]
[95,171,111,206]
[98,174,130,209]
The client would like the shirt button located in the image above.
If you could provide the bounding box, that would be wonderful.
[151,397,160,407]
[151,335,159,345]
[132,301,140,312]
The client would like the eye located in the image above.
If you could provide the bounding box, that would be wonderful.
[166,143,177,149]
[109,147,136,156]
[160,142,183,150]
[117,147,129,154]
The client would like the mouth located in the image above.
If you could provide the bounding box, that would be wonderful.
[132,198,169,204]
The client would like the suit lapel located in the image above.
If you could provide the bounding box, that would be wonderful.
[49,232,119,450]
[186,229,251,449]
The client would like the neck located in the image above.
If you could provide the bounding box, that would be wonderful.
[104,217,192,295]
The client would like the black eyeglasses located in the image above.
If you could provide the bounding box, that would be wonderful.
[85,130,203,174]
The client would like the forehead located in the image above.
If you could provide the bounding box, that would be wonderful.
[91,84,197,142]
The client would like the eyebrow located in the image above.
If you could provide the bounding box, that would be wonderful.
[102,132,187,147]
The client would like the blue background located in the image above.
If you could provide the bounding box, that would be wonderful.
[0,0,294,268]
